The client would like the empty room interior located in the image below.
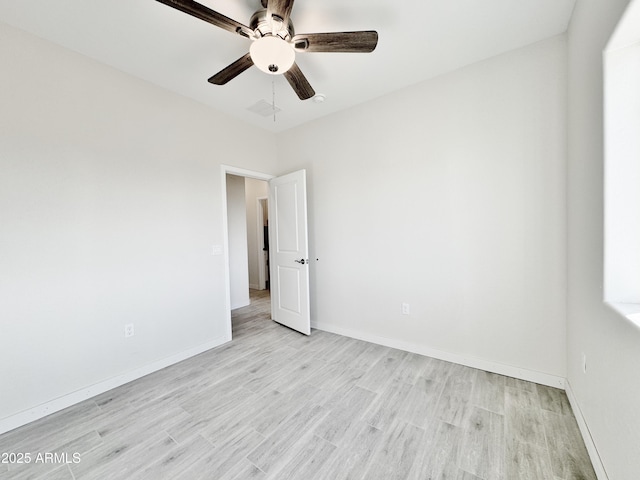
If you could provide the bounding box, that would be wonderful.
[1,0,639,479]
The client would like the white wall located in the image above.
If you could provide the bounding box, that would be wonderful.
[245,178,268,290]
[566,1,640,479]
[226,175,250,309]
[0,22,277,430]
[277,35,568,383]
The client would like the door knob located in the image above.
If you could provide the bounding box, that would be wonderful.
[294,259,307,265]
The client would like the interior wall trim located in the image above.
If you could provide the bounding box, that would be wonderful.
[311,320,566,389]
[0,334,230,436]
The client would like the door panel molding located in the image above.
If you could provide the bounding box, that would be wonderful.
[269,169,311,335]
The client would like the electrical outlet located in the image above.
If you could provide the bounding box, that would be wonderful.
[402,303,411,315]
[582,353,587,373]
[125,323,135,338]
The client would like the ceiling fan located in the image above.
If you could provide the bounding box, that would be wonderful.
[155,0,379,100]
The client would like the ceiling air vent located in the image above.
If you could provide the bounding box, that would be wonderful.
[247,100,282,117]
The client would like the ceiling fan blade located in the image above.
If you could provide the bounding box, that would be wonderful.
[283,62,315,100]
[155,0,252,37]
[267,0,295,26]
[292,31,379,53]
[208,53,254,85]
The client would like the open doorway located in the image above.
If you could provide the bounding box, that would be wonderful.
[222,166,274,338]
[222,165,311,338]
[244,178,269,294]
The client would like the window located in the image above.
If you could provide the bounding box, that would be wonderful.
[604,0,640,326]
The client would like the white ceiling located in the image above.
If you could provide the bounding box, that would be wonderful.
[0,0,575,132]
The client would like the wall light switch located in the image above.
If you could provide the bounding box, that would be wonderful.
[212,245,223,256]
[402,303,411,315]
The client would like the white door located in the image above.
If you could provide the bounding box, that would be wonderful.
[268,169,310,335]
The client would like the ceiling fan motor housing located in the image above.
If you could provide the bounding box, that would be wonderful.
[250,9,294,40]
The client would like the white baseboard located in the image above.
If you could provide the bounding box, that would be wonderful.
[565,381,609,480]
[249,283,260,290]
[0,334,230,436]
[230,299,250,310]
[311,320,565,389]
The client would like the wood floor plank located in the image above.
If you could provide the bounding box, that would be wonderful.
[541,410,597,480]
[347,343,391,372]
[422,356,455,380]
[69,430,177,479]
[471,370,506,415]
[364,377,413,430]
[505,377,537,393]
[184,386,266,446]
[6,430,103,480]
[54,430,103,462]
[246,404,328,474]
[217,459,266,480]
[242,383,322,437]
[31,465,75,480]
[392,352,432,386]
[364,420,425,480]
[536,384,573,416]
[504,386,546,448]
[308,360,366,392]
[0,400,102,455]
[186,427,264,480]
[97,403,191,443]
[288,330,345,356]
[135,434,214,480]
[244,346,300,376]
[267,434,336,480]
[243,352,308,393]
[397,376,444,429]
[457,471,484,480]
[8,458,76,480]
[408,421,463,480]
[434,367,476,427]
[310,334,354,363]
[357,351,407,392]
[266,357,330,395]
[459,406,505,480]
[178,371,255,415]
[330,337,374,367]
[316,421,384,480]
[505,438,555,480]
[314,385,377,445]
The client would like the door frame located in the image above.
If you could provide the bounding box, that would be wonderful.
[256,196,269,291]
[221,165,274,340]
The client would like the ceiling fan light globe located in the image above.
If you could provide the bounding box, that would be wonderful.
[250,35,295,75]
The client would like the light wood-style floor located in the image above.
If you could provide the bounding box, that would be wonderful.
[0,289,596,480]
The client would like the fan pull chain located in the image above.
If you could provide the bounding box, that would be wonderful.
[272,79,276,122]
